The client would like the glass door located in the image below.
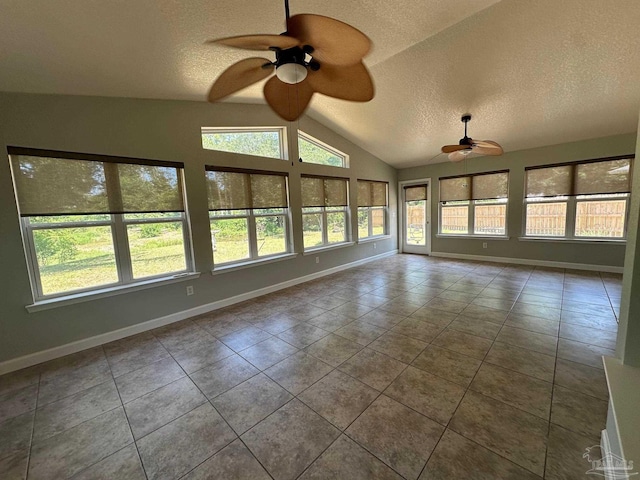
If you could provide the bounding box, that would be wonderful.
[402,181,431,254]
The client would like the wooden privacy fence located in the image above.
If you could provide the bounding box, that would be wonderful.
[527,200,626,237]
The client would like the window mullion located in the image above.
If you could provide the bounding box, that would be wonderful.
[23,219,45,300]
[469,201,475,235]
[112,214,133,283]
[247,211,258,259]
[322,209,329,245]
[566,197,577,239]
[368,208,373,237]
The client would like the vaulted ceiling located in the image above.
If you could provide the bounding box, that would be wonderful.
[1,0,639,167]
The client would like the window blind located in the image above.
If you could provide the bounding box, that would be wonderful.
[440,171,509,202]
[525,158,632,198]
[205,168,288,211]
[9,149,185,216]
[404,185,427,202]
[301,175,348,207]
[358,180,388,207]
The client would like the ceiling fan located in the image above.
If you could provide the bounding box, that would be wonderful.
[206,0,375,121]
[441,115,504,162]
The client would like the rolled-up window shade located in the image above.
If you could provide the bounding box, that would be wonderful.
[472,172,508,200]
[325,178,348,206]
[10,153,184,216]
[575,159,631,195]
[372,182,387,206]
[440,177,470,202]
[357,181,371,207]
[250,174,288,209]
[206,171,250,210]
[405,185,427,202]
[301,177,325,207]
[358,181,388,207]
[526,166,572,198]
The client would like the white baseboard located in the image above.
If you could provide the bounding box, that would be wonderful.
[0,250,398,375]
[429,251,624,273]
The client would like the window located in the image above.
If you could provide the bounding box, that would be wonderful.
[439,171,509,236]
[524,157,632,239]
[358,180,388,239]
[206,167,291,266]
[9,148,192,300]
[201,127,287,160]
[404,185,428,245]
[301,175,350,249]
[298,131,348,168]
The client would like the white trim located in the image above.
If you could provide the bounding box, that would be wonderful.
[26,272,202,313]
[518,236,626,245]
[436,234,510,240]
[302,242,355,255]
[0,250,398,375]
[399,178,432,255]
[429,251,623,273]
[357,235,392,244]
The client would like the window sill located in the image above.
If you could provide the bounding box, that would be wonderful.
[303,242,355,255]
[212,253,298,275]
[357,235,391,244]
[518,236,626,245]
[436,234,510,240]
[26,272,202,313]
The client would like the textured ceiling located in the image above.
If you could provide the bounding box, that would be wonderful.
[1,0,639,167]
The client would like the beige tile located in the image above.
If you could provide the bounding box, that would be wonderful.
[551,385,608,437]
[557,338,612,369]
[448,316,502,340]
[385,366,465,425]
[426,297,469,314]
[298,370,378,430]
[378,298,424,316]
[346,395,444,480]
[242,399,340,480]
[338,348,406,391]
[181,439,271,480]
[330,301,375,319]
[307,311,354,332]
[0,449,28,480]
[0,383,37,425]
[391,318,443,343]
[449,391,548,476]
[0,366,40,397]
[559,323,617,350]
[238,336,298,370]
[219,326,272,352]
[459,304,508,324]
[560,310,618,331]
[368,332,428,363]
[212,373,292,434]
[554,358,609,400]
[432,329,493,360]
[334,321,387,346]
[299,434,403,480]
[114,356,185,404]
[277,323,330,348]
[359,310,407,329]
[304,334,363,367]
[545,424,601,480]
[124,376,206,440]
[71,444,145,480]
[189,354,259,399]
[421,429,540,480]
[410,307,458,328]
[470,363,552,419]
[0,410,34,461]
[484,342,555,382]
[104,335,169,378]
[495,326,557,356]
[137,403,236,480]
[265,351,333,395]
[250,312,300,335]
[169,337,235,374]
[412,345,481,387]
[504,312,560,336]
[510,302,561,321]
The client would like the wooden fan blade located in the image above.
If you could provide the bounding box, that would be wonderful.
[306,62,374,101]
[472,140,504,156]
[287,14,371,66]
[263,76,314,121]
[208,34,300,51]
[448,151,469,162]
[442,144,471,154]
[208,58,274,102]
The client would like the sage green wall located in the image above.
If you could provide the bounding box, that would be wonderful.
[398,134,636,267]
[0,92,397,363]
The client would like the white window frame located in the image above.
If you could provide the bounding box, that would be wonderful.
[210,207,293,267]
[523,194,630,240]
[297,130,349,168]
[438,200,508,237]
[22,211,193,301]
[358,206,387,239]
[201,126,288,160]
[302,205,351,251]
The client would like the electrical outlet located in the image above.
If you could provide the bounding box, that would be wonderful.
[373,243,377,249]
[482,242,487,249]
[315,256,319,264]
[186,285,194,296]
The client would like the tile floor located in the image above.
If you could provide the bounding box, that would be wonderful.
[0,254,621,479]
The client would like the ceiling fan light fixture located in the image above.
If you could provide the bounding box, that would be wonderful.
[275,62,308,84]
